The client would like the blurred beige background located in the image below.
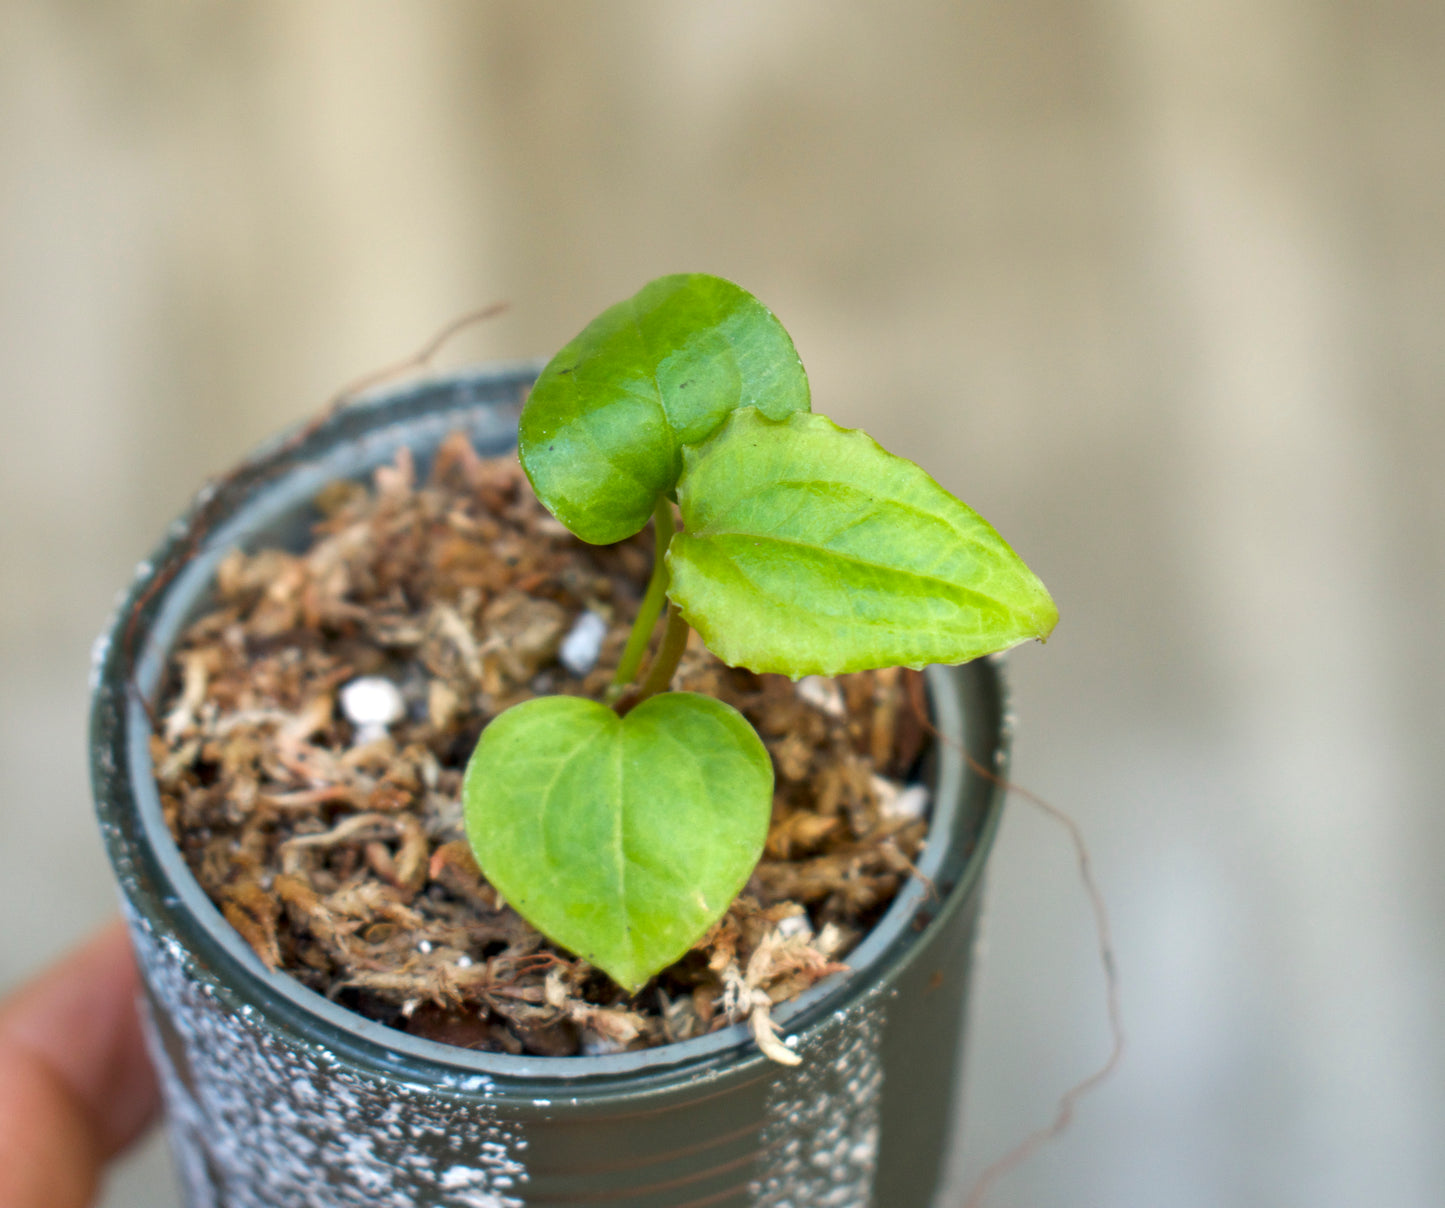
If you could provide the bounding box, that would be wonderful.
[2,3,1442,1205]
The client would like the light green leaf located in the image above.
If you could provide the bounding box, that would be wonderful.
[666,409,1059,677]
[519,273,810,545]
[462,692,773,992]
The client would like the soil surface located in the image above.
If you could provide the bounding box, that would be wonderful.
[152,433,931,1059]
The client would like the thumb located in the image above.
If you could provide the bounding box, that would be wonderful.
[0,920,161,1208]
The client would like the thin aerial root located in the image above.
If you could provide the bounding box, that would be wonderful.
[904,670,1124,1207]
[956,751,1125,1208]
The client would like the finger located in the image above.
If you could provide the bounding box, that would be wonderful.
[0,1041,101,1208]
[0,920,162,1208]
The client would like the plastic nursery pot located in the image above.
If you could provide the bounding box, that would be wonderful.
[89,364,1011,1208]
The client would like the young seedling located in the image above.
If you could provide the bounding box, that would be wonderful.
[463,273,1057,993]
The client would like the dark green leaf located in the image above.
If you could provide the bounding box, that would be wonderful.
[519,274,810,544]
[462,691,773,992]
[667,409,1058,676]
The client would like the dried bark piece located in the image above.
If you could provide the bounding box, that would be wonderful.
[481,591,568,682]
[221,880,282,970]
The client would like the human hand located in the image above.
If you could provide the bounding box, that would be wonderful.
[0,920,161,1208]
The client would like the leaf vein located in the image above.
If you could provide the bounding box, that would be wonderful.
[537,726,613,897]
[685,533,1012,618]
[693,478,983,544]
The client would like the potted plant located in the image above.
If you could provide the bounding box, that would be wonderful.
[90,274,1055,1207]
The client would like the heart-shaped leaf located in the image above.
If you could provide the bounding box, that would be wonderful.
[462,691,773,992]
[519,273,811,545]
[666,408,1059,676]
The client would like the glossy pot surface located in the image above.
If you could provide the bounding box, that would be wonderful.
[89,365,1010,1208]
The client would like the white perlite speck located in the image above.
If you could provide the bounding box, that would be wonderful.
[557,611,609,677]
[776,914,812,940]
[750,996,885,1207]
[795,676,847,719]
[873,777,929,822]
[340,676,406,743]
[126,910,527,1208]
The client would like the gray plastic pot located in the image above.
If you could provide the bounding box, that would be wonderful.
[89,364,1010,1208]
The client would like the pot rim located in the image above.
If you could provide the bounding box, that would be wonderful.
[90,363,1009,1096]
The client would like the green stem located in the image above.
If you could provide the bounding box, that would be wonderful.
[633,604,690,705]
[611,496,676,690]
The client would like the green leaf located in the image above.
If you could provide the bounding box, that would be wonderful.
[666,409,1059,677]
[462,691,773,993]
[519,273,811,545]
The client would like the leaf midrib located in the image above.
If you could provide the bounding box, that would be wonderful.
[688,475,982,545]
[676,530,1012,617]
[629,290,743,450]
[537,723,615,903]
